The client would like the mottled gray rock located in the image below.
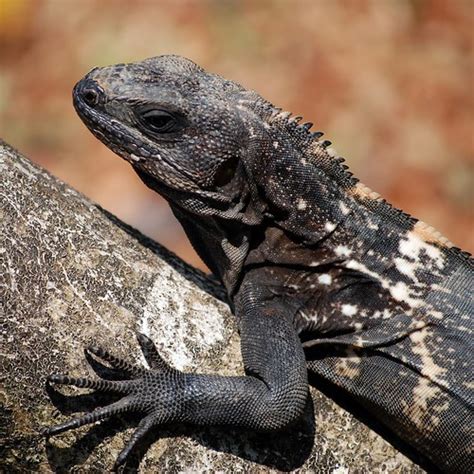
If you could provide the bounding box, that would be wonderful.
[0,140,422,472]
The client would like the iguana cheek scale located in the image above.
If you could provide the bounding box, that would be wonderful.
[41,55,473,472]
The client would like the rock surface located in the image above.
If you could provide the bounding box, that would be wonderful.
[0,140,422,472]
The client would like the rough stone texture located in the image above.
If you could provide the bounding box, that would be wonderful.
[0,140,423,472]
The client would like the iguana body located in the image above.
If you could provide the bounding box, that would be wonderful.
[43,56,473,472]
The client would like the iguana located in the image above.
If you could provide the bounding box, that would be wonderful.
[41,55,474,472]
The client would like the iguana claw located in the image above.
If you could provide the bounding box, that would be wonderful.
[42,333,178,467]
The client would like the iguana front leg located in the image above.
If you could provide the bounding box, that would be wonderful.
[42,281,308,468]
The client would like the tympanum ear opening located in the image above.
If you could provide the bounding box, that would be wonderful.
[213,156,239,188]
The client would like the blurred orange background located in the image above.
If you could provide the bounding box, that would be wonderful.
[1,0,472,271]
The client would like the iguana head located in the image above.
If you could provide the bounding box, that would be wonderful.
[73,55,268,221]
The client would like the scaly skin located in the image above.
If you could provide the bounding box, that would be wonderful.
[42,56,473,472]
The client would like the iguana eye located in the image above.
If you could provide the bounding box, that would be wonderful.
[140,109,183,133]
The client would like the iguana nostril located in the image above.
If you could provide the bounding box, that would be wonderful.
[82,88,99,107]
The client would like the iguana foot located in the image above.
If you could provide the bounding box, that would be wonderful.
[41,333,184,469]
[42,315,308,470]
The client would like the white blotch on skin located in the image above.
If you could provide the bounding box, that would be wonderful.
[390,281,410,301]
[345,259,424,308]
[342,304,358,316]
[325,221,336,232]
[318,274,332,285]
[297,198,307,211]
[368,222,379,230]
[389,281,423,308]
[430,310,443,320]
[339,201,350,215]
[401,327,449,432]
[335,245,352,257]
[394,257,418,281]
[273,141,279,149]
[399,231,444,269]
